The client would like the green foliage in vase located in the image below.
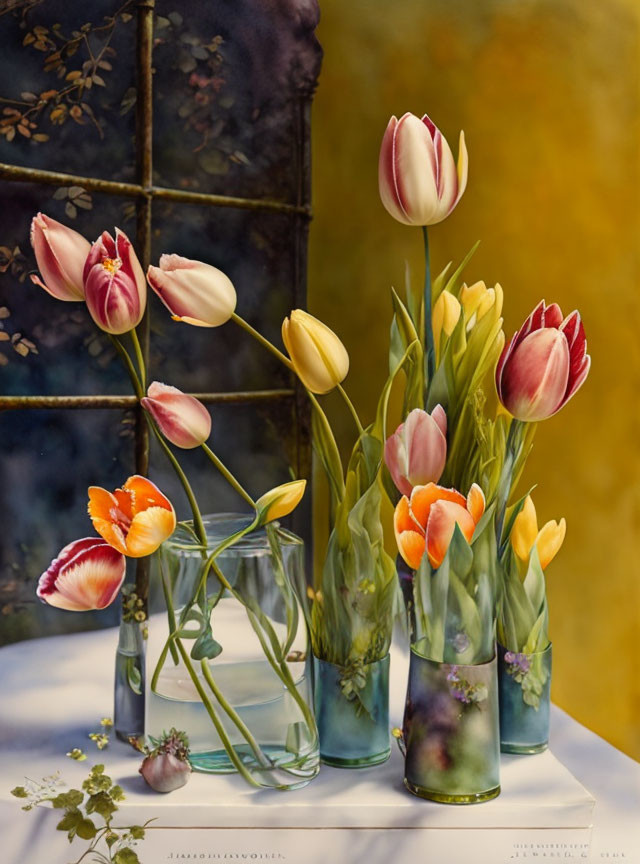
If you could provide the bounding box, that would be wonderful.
[413,507,499,665]
[308,334,420,670]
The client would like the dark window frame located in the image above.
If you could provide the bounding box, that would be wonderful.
[0,0,316,608]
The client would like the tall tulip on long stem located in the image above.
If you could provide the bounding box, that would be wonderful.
[378,112,468,395]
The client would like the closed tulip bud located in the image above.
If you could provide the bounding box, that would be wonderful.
[83,228,147,334]
[256,479,306,525]
[141,382,211,449]
[37,537,126,611]
[385,406,447,497]
[282,309,349,394]
[511,495,566,570]
[378,112,468,226]
[30,212,91,301]
[147,254,236,327]
[432,291,461,360]
[496,300,591,422]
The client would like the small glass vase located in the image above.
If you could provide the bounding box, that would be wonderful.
[312,654,391,768]
[400,639,500,804]
[114,588,146,743]
[146,514,319,791]
[498,642,552,754]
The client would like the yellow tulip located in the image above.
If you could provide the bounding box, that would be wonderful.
[460,281,503,331]
[256,479,307,525]
[282,309,349,394]
[511,495,566,570]
[432,291,461,361]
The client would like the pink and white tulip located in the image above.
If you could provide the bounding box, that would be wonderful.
[83,228,147,334]
[378,112,468,226]
[147,254,236,327]
[141,381,212,449]
[496,300,591,422]
[30,213,91,301]
[385,406,447,497]
[37,537,126,611]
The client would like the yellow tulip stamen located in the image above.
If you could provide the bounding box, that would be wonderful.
[101,257,122,274]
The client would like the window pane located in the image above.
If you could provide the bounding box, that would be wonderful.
[152,0,321,200]
[0,409,135,645]
[0,181,137,396]
[149,201,298,392]
[0,0,137,182]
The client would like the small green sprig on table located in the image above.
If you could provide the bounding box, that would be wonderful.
[11,763,153,864]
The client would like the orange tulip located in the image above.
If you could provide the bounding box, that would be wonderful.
[88,475,176,558]
[394,481,485,570]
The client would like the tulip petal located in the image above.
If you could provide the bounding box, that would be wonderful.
[394,113,440,225]
[30,213,89,301]
[409,483,466,532]
[123,475,174,514]
[454,129,469,207]
[466,483,486,524]
[397,530,426,571]
[543,303,563,329]
[384,429,413,498]
[394,494,424,537]
[125,507,177,557]
[536,518,566,569]
[431,404,447,437]
[426,500,475,569]
[378,116,413,225]
[511,496,539,561]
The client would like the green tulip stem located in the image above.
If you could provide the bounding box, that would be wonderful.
[174,639,261,788]
[231,312,293,370]
[145,416,208,547]
[337,384,363,435]
[422,225,436,391]
[495,419,522,551]
[130,327,146,390]
[201,443,256,510]
[109,335,143,400]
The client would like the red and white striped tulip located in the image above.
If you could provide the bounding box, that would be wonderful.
[141,382,211,449]
[37,537,126,611]
[147,254,236,327]
[394,482,485,570]
[30,213,91,301]
[378,112,468,226]
[385,406,447,497]
[83,228,147,334]
[496,300,591,422]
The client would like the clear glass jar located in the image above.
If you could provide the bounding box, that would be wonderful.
[145,514,319,791]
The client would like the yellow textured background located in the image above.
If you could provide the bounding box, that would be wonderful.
[308,0,640,760]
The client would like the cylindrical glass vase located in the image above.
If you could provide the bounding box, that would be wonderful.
[146,514,319,791]
[312,654,391,768]
[498,643,552,754]
[114,588,146,743]
[401,640,500,803]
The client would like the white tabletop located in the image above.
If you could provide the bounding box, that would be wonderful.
[0,627,638,863]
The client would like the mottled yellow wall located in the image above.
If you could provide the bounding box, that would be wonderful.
[309,0,640,759]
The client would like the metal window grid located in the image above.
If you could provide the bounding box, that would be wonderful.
[0,0,314,606]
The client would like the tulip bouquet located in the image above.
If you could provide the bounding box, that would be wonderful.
[379,112,590,676]
[28,214,318,790]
